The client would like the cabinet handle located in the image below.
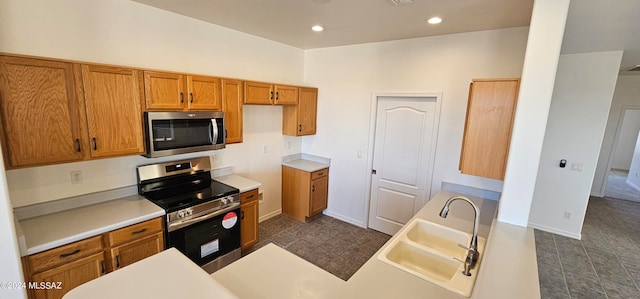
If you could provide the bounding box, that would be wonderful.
[75,138,81,152]
[190,92,194,103]
[246,195,254,199]
[225,129,228,139]
[92,138,97,151]
[100,260,105,274]
[317,172,324,176]
[276,91,279,100]
[180,92,184,103]
[115,255,120,268]
[299,124,302,132]
[312,185,315,192]
[131,228,147,235]
[241,211,245,220]
[59,249,80,258]
[270,91,274,100]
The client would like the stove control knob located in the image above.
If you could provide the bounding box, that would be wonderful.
[177,211,185,218]
[221,197,228,205]
[186,209,193,216]
[227,196,234,203]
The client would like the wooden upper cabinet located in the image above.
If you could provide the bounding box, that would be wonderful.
[244,81,273,105]
[274,85,298,105]
[244,81,298,105]
[459,78,520,180]
[222,79,244,144]
[0,56,86,168]
[143,71,185,110]
[187,75,222,111]
[80,65,145,158]
[283,87,317,136]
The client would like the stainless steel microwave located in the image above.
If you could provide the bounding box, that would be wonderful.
[143,111,225,158]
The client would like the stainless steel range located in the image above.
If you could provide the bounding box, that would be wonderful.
[137,157,241,273]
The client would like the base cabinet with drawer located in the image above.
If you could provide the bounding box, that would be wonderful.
[22,217,164,299]
[282,166,329,222]
[240,189,259,251]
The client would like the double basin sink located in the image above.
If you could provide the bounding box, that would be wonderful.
[377,218,486,297]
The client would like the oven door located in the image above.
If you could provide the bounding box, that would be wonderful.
[166,205,241,266]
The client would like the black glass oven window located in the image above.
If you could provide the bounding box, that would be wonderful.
[152,119,212,150]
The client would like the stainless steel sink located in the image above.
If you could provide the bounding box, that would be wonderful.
[377,218,486,297]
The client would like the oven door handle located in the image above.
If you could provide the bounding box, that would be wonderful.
[167,202,239,232]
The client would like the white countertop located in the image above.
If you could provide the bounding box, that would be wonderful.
[214,175,261,193]
[282,159,330,172]
[213,191,540,299]
[63,248,238,299]
[18,195,164,256]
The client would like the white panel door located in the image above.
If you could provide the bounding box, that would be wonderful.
[368,96,437,235]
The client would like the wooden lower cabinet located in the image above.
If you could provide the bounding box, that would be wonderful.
[282,166,329,222]
[23,218,164,299]
[240,189,259,250]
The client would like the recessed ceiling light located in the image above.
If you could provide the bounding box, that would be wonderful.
[312,25,324,32]
[428,17,442,24]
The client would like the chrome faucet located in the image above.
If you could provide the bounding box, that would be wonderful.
[439,196,480,276]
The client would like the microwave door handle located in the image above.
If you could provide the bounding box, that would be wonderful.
[211,119,219,144]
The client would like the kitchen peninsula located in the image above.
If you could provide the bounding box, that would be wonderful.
[64,191,539,299]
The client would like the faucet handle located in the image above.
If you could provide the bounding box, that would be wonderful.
[457,243,476,253]
[453,257,473,276]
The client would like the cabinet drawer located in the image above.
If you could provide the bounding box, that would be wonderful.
[240,189,259,204]
[28,235,103,273]
[311,168,328,180]
[106,217,163,247]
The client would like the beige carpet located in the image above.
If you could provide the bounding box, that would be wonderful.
[604,169,640,203]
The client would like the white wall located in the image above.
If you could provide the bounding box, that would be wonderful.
[627,131,640,189]
[498,0,570,227]
[0,0,305,219]
[303,27,528,226]
[592,75,640,196]
[528,51,622,238]
[612,109,640,170]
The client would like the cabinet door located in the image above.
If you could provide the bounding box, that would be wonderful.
[187,75,222,111]
[274,85,298,105]
[310,175,328,216]
[459,79,519,180]
[244,81,273,105]
[81,65,145,158]
[30,252,106,299]
[240,200,258,250]
[143,71,186,110]
[0,56,85,167]
[109,232,163,270]
[222,79,243,144]
[298,87,317,135]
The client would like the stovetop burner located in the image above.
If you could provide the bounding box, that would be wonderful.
[143,180,238,212]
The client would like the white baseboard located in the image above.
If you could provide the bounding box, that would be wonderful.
[625,179,640,192]
[322,210,366,228]
[259,209,282,223]
[528,222,582,240]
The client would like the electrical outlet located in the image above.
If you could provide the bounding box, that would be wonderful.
[70,170,83,185]
[263,145,268,154]
[211,153,218,161]
[563,211,571,220]
[357,150,363,158]
[570,162,583,172]
[287,141,292,149]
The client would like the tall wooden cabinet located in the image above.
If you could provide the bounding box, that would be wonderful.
[0,56,86,167]
[283,87,318,136]
[143,71,222,111]
[282,166,329,222]
[459,78,520,180]
[222,79,244,144]
[80,65,145,158]
[239,188,259,250]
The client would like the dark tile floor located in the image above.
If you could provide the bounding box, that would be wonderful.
[244,213,391,281]
[535,196,640,299]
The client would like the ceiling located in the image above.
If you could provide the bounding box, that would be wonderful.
[133,0,640,73]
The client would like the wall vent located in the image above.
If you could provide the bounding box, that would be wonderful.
[389,0,415,5]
